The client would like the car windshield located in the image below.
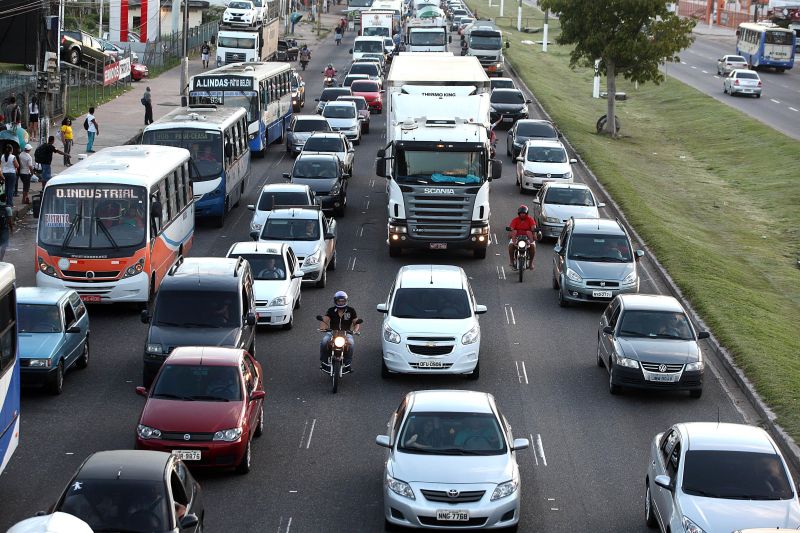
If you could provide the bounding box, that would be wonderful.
[544,187,595,206]
[397,149,483,185]
[257,190,311,210]
[39,185,147,251]
[516,121,556,138]
[229,1,252,8]
[58,479,170,532]
[398,412,506,455]
[491,90,524,104]
[293,118,330,132]
[354,40,384,53]
[153,363,243,401]
[682,451,794,500]
[293,158,339,178]
[391,288,471,319]
[304,136,345,152]
[341,98,366,111]
[231,253,287,280]
[527,146,567,163]
[617,310,694,340]
[217,35,256,48]
[323,105,356,119]
[18,304,62,333]
[154,291,242,329]
[351,81,380,93]
[469,34,502,49]
[142,128,222,181]
[349,64,380,77]
[320,89,351,102]
[491,79,514,90]
[568,234,632,262]
[409,31,446,45]
[260,218,319,241]
[736,71,759,79]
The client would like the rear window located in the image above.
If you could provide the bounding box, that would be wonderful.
[391,288,471,319]
[323,105,356,119]
[351,81,380,92]
[491,90,525,104]
[257,191,310,210]
[516,121,556,138]
[340,97,366,110]
[304,136,345,152]
[293,118,330,132]
[491,79,515,90]
[320,88,351,101]
[727,55,746,62]
[736,71,759,79]
[349,64,380,77]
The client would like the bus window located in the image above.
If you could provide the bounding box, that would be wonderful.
[238,122,246,154]
[159,179,171,222]
[174,170,185,212]
[150,192,162,236]
[168,173,180,217]
[0,288,16,377]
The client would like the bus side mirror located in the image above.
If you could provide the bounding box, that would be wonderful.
[449,35,452,43]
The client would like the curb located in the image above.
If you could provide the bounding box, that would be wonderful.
[505,59,800,474]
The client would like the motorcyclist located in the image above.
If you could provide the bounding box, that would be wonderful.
[299,46,311,62]
[324,64,337,78]
[508,205,538,270]
[319,291,361,372]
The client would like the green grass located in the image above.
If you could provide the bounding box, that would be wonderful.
[65,83,133,118]
[466,0,800,438]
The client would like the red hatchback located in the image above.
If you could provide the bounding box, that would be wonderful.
[350,80,383,114]
[135,346,265,474]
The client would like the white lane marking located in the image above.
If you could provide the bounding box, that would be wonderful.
[503,304,516,325]
[713,75,720,79]
[358,226,364,238]
[298,420,308,449]
[536,433,547,466]
[790,107,799,112]
[496,265,506,280]
[515,361,529,384]
[701,70,708,74]
[770,98,781,104]
[529,434,539,466]
[285,517,293,533]
[680,61,687,64]
[306,418,317,449]
[492,233,498,245]
[691,65,697,69]
[369,178,375,189]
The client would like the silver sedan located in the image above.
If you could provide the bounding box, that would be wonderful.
[716,54,748,75]
[723,69,762,98]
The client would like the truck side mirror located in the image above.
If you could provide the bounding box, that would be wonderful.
[376,157,387,178]
[490,159,502,181]
[505,40,510,49]
[449,35,452,43]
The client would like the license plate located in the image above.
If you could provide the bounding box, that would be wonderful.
[172,450,201,461]
[592,290,613,298]
[648,373,679,383]
[418,360,444,368]
[429,243,447,250]
[436,510,469,521]
[502,117,513,122]
[79,294,101,303]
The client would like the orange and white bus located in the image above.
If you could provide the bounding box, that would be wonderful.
[36,145,195,305]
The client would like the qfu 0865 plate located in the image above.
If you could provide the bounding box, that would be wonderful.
[172,450,201,461]
[436,510,469,521]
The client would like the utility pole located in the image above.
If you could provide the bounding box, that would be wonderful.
[99,0,104,37]
[499,0,503,18]
[180,0,189,105]
[516,0,521,31]
[316,0,321,36]
[542,7,548,52]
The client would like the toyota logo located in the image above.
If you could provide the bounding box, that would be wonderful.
[183,434,191,441]
[447,489,460,498]
[658,364,667,373]
[85,271,95,279]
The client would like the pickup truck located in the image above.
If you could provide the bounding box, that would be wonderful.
[276,38,299,61]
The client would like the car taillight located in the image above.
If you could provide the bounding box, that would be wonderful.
[757,81,762,87]
[734,80,740,85]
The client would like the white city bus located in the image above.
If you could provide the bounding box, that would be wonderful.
[737,22,796,71]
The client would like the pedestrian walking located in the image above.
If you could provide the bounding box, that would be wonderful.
[27,96,39,141]
[142,87,154,125]
[33,136,65,191]
[201,41,211,69]
[17,144,33,205]
[85,107,99,152]
[59,117,73,166]
[335,25,342,45]
[1,145,19,207]
[0,192,13,261]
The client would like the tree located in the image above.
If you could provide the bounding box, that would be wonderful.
[539,0,695,137]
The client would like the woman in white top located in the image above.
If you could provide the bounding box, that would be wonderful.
[17,144,34,205]
[1,144,19,207]
[28,96,39,140]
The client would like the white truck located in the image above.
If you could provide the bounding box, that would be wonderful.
[216,18,279,66]
[361,10,394,37]
[405,18,450,52]
[376,55,501,259]
[465,23,505,76]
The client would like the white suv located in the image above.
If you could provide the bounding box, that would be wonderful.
[515,139,576,192]
[377,265,486,379]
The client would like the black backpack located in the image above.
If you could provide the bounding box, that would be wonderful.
[34,143,49,164]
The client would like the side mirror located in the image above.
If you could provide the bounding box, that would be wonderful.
[66,326,81,333]
[602,326,615,335]
[246,312,256,326]
[314,98,320,101]
[324,232,335,240]
[449,35,452,43]
[348,48,353,54]
[654,475,673,492]
[505,226,512,231]
[282,172,291,180]
[511,438,529,451]
[635,249,645,260]
[475,304,487,315]
[140,309,150,323]
[697,331,710,340]
[179,514,200,530]
[525,99,532,104]
[376,157,387,178]
[249,230,259,241]
[569,158,577,164]
[598,202,606,208]
[375,434,391,448]
[247,204,255,211]
[292,270,305,279]
[490,159,502,180]
[135,386,148,397]
[249,390,266,401]
[376,303,388,313]
[553,244,563,254]
[376,148,386,158]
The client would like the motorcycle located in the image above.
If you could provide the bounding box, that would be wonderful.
[300,59,309,71]
[317,316,363,393]
[323,71,338,87]
[506,227,542,282]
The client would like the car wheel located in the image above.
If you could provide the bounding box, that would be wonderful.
[381,358,391,379]
[596,341,604,368]
[49,360,64,395]
[466,360,480,380]
[608,361,621,395]
[235,440,252,474]
[506,141,511,156]
[327,251,337,271]
[645,484,657,528]
[76,338,89,369]
[689,388,703,399]
[282,313,293,330]
[552,273,559,290]
[294,293,301,310]
[254,405,264,437]
[558,286,569,307]
[364,123,370,133]
[755,94,761,98]
[69,49,81,65]
[354,136,360,146]
[315,269,327,288]
[286,141,291,153]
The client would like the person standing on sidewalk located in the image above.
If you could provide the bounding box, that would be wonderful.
[1,145,19,207]
[3,97,20,129]
[28,96,39,141]
[0,192,13,261]
[85,107,99,153]
[59,117,73,166]
[142,87,154,125]
[17,144,33,205]
[34,136,65,191]
[201,41,211,69]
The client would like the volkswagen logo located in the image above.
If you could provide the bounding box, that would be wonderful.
[183,434,191,441]
[658,364,667,373]
[85,271,95,279]
[447,489,460,498]
[546,173,551,178]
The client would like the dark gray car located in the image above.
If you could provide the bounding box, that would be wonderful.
[597,294,708,398]
[286,115,332,155]
[506,119,559,159]
[489,89,530,126]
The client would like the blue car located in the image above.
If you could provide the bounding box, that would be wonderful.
[17,288,90,394]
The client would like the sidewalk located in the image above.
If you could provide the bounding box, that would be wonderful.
[692,23,736,37]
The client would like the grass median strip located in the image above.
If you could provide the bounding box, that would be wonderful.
[465,0,800,439]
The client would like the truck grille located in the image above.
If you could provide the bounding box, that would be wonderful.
[402,189,476,241]
[225,52,247,63]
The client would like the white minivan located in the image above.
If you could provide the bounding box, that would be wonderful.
[350,36,386,60]
[377,265,486,379]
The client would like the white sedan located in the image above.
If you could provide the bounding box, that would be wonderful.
[723,69,762,98]
[248,183,316,235]
[223,1,259,27]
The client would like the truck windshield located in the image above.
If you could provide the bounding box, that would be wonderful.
[397,150,482,185]
[363,27,390,37]
[354,40,385,53]
[142,128,222,181]
[218,36,256,49]
[409,31,445,46]
[470,34,502,50]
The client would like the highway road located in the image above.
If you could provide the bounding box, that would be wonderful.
[668,32,800,140]
[0,32,764,532]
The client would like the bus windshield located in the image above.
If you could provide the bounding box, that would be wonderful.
[142,128,222,181]
[349,0,374,6]
[188,91,258,122]
[397,150,483,185]
[39,185,148,251]
[409,31,445,46]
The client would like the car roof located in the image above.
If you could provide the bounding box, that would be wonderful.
[618,294,684,313]
[492,77,514,82]
[731,69,759,75]
[571,217,625,235]
[516,118,553,127]
[77,450,170,481]
[408,390,495,413]
[259,183,311,193]
[166,346,245,366]
[266,207,320,220]
[324,100,356,108]
[397,264,465,289]
[679,423,778,454]
[523,138,564,149]
[17,287,73,305]
[295,114,329,122]
[307,132,346,140]
[296,153,340,162]
[542,182,590,191]
[228,241,286,256]
[162,257,245,291]
[339,95,367,102]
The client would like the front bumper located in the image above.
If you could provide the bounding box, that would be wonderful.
[538,221,565,239]
[255,304,292,326]
[519,174,573,191]
[316,194,344,213]
[36,270,149,304]
[366,100,383,112]
[611,366,703,392]
[388,223,490,251]
[489,111,527,124]
[20,365,58,386]
[382,341,479,375]
[300,265,324,284]
[136,437,248,469]
[561,277,639,304]
[384,481,520,529]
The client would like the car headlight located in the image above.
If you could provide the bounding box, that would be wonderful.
[566,268,582,283]
[269,296,288,307]
[137,424,162,440]
[386,474,415,500]
[383,323,401,344]
[622,271,638,284]
[614,353,639,369]
[685,360,704,372]
[523,169,535,177]
[146,343,163,354]
[123,258,145,278]
[330,184,341,196]
[213,428,243,442]
[544,216,560,224]
[682,516,706,533]
[491,479,518,501]
[563,171,573,180]
[304,250,321,266]
[461,324,480,345]
[27,358,51,368]
[38,257,58,277]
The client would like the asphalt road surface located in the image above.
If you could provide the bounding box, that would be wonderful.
[668,33,800,140]
[0,32,763,532]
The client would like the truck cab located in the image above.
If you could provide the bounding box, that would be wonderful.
[466,24,505,76]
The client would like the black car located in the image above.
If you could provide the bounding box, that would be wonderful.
[506,118,559,159]
[52,450,204,532]
[140,257,256,387]
[315,87,352,114]
[283,153,348,217]
[489,88,531,126]
[61,30,110,66]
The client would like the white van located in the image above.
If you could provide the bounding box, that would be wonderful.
[350,36,386,60]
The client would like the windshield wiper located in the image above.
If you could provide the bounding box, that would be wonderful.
[154,321,184,327]
[94,216,120,250]
[61,205,84,249]
[654,333,688,340]
[152,392,193,401]
[682,487,720,498]
[436,448,491,455]
[719,493,785,501]
[189,395,231,402]
[618,330,648,337]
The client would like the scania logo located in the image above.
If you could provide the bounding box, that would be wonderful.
[447,489,460,498]
[658,364,667,373]
[184,434,191,441]
[423,188,455,194]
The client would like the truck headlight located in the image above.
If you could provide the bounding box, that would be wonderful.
[563,171,573,180]
[544,216,560,224]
